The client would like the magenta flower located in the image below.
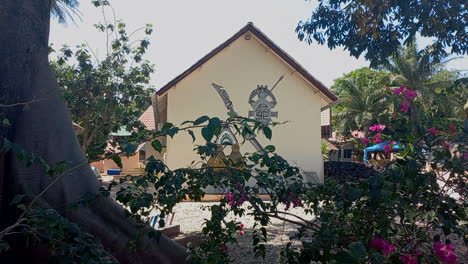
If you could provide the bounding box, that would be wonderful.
[393,86,406,94]
[370,238,396,256]
[369,124,385,132]
[433,242,457,264]
[293,199,303,208]
[464,153,468,159]
[428,128,440,136]
[384,144,392,153]
[399,98,411,113]
[238,231,244,236]
[236,193,246,206]
[361,138,370,146]
[400,254,418,264]
[448,124,456,131]
[373,133,382,144]
[239,223,244,229]
[225,192,234,201]
[404,89,418,99]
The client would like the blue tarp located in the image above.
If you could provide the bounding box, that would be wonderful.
[364,141,405,163]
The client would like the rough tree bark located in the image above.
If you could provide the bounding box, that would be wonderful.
[0,1,186,263]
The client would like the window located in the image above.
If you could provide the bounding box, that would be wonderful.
[343,149,352,159]
[139,150,146,162]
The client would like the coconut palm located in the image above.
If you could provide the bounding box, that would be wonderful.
[384,43,459,114]
[334,79,388,138]
[51,0,81,24]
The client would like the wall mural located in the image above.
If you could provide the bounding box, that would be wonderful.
[248,85,277,124]
[216,126,238,146]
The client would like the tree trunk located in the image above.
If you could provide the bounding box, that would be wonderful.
[0,1,186,263]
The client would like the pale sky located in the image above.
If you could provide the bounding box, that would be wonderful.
[50,0,467,89]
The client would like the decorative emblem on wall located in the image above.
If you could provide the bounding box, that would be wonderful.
[216,125,238,145]
[248,85,278,124]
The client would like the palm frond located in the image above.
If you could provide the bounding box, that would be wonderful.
[51,0,82,25]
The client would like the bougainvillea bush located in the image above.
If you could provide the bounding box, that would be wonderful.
[2,85,466,263]
[110,85,466,264]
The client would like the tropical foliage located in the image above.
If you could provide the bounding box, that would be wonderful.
[296,0,468,67]
[50,0,81,24]
[106,97,466,263]
[332,44,464,139]
[332,68,390,137]
[50,7,154,160]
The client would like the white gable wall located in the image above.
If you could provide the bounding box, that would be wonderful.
[162,31,324,182]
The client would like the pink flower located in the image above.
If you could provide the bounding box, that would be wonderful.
[369,124,385,132]
[428,128,440,136]
[293,199,303,208]
[440,140,451,150]
[448,124,456,131]
[239,223,244,229]
[228,200,235,207]
[361,138,370,146]
[284,193,303,210]
[236,193,246,206]
[238,231,244,236]
[464,153,468,159]
[433,242,457,264]
[404,89,418,99]
[393,86,406,94]
[225,192,234,201]
[373,133,382,144]
[399,98,411,113]
[384,144,392,153]
[400,254,418,264]
[370,238,396,256]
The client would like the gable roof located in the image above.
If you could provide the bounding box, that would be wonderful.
[139,105,156,130]
[156,22,338,102]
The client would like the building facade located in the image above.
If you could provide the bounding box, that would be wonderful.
[139,23,338,184]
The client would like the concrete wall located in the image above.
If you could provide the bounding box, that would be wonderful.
[160,31,329,182]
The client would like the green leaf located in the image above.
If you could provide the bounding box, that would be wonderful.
[201,127,213,142]
[112,155,123,169]
[265,145,276,152]
[161,122,173,131]
[262,127,272,140]
[348,241,367,261]
[208,117,222,129]
[2,118,10,126]
[194,116,209,125]
[166,127,179,138]
[0,241,10,251]
[188,130,196,142]
[181,120,193,126]
[10,194,27,206]
[151,140,162,153]
[370,252,386,264]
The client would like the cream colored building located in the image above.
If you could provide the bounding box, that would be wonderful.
[140,23,338,184]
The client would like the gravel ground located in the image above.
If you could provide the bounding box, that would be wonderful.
[102,178,467,263]
[171,202,307,264]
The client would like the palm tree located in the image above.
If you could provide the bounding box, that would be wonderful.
[334,79,388,138]
[50,0,81,24]
[384,44,458,115]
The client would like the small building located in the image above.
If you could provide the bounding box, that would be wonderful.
[139,22,338,183]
